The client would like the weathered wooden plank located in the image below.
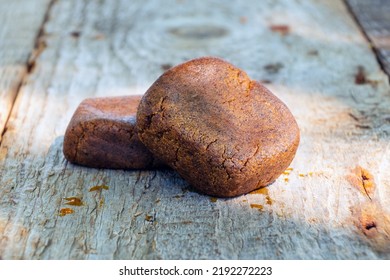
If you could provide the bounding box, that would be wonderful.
[346,0,390,77]
[1,0,390,259]
[0,0,52,142]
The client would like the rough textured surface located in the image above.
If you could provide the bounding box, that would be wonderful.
[64,96,162,169]
[0,0,52,142]
[1,0,390,260]
[347,0,390,77]
[137,57,299,197]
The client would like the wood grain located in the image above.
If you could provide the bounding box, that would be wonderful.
[346,0,390,77]
[1,0,390,259]
[0,0,52,142]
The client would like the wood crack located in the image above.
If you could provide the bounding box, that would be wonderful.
[347,165,376,200]
[344,0,390,81]
[0,0,56,145]
[25,0,56,74]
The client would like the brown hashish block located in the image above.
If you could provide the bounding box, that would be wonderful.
[63,95,162,169]
[136,57,300,197]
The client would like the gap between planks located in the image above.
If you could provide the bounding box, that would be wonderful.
[345,0,390,81]
[0,0,56,144]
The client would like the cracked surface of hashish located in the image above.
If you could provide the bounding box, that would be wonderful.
[63,96,162,169]
[137,57,300,197]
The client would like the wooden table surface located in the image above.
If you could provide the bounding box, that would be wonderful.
[1,0,390,260]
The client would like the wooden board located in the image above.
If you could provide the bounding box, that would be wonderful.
[0,0,52,142]
[1,0,390,259]
[347,0,390,77]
